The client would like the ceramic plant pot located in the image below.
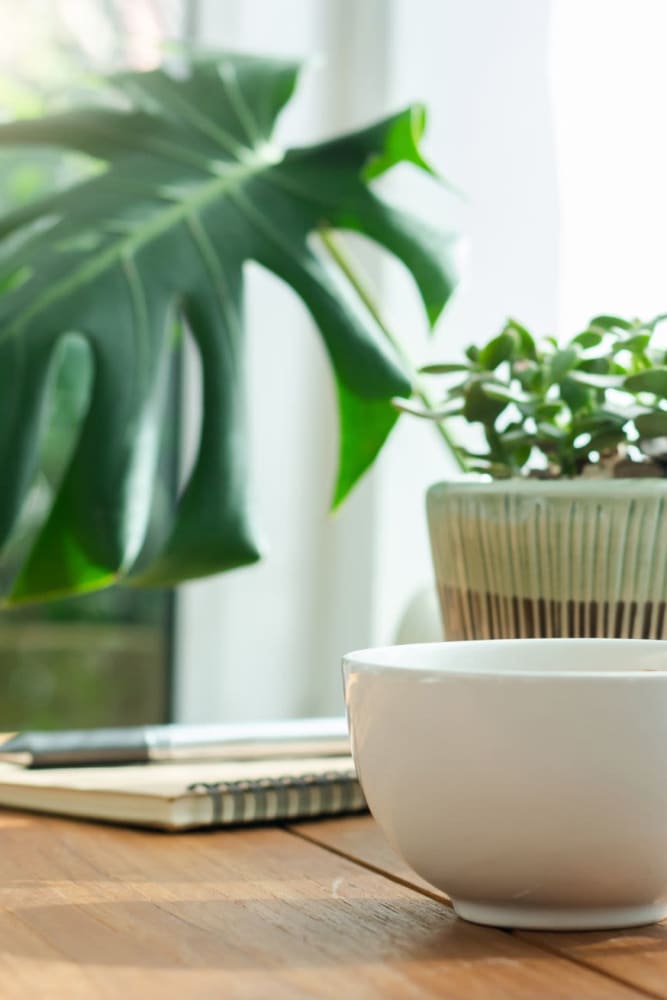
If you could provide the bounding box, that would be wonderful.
[426,479,667,640]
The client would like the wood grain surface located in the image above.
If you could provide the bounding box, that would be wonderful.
[0,809,658,999]
[293,814,667,999]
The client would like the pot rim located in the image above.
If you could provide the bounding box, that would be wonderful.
[427,476,667,501]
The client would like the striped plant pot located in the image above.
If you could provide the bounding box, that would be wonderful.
[426,479,667,641]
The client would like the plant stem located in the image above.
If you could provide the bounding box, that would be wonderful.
[319,228,466,471]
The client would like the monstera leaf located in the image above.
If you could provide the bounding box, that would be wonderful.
[0,53,457,604]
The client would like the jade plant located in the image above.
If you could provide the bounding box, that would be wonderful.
[398,313,667,478]
[0,52,457,604]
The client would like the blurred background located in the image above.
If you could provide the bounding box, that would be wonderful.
[0,0,665,727]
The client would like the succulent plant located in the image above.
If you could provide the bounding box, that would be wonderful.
[397,313,667,478]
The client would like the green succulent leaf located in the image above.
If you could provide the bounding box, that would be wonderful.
[549,347,579,382]
[615,333,651,355]
[536,422,564,441]
[634,410,667,438]
[0,54,458,603]
[510,444,532,468]
[572,329,603,349]
[568,370,625,389]
[578,356,607,373]
[479,382,536,405]
[466,460,512,478]
[559,376,591,413]
[534,402,563,422]
[478,330,514,370]
[463,381,507,424]
[511,360,541,392]
[588,315,634,332]
[572,411,628,434]
[501,428,535,447]
[418,362,469,374]
[505,318,537,361]
[625,368,667,396]
[576,428,626,454]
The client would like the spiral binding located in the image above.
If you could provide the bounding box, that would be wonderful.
[187,770,365,825]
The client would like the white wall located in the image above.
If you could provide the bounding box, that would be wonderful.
[174,0,560,721]
[551,0,667,329]
[370,0,559,647]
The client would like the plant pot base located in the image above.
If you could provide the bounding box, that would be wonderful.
[439,586,667,641]
[452,898,667,931]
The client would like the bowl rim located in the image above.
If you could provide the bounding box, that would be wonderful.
[342,638,667,679]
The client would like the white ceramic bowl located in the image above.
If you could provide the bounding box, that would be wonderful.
[343,638,667,931]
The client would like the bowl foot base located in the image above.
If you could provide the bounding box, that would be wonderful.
[452,899,667,931]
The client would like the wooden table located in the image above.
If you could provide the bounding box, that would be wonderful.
[0,810,665,998]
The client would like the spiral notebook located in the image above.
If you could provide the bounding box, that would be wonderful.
[0,756,365,830]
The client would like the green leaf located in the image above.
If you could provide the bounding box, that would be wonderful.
[321,193,457,330]
[534,402,563,422]
[418,362,469,374]
[501,428,535,447]
[576,428,625,454]
[615,333,651,355]
[478,330,514,370]
[332,384,400,508]
[511,444,532,469]
[512,359,541,391]
[568,371,625,389]
[572,411,628,434]
[536,422,564,441]
[480,382,536,405]
[506,318,537,361]
[602,401,645,421]
[589,315,634,332]
[625,369,667,396]
[560,376,592,413]
[360,103,435,180]
[466,461,512,479]
[549,347,578,382]
[577,357,612,374]
[0,53,457,603]
[635,410,667,438]
[572,330,603,349]
[463,381,507,424]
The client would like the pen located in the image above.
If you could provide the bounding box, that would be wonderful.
[0,717,350,768]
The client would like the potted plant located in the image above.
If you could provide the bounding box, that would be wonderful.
[0,52,457,605]
[4,51,663,651]
[396,314,667,639]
